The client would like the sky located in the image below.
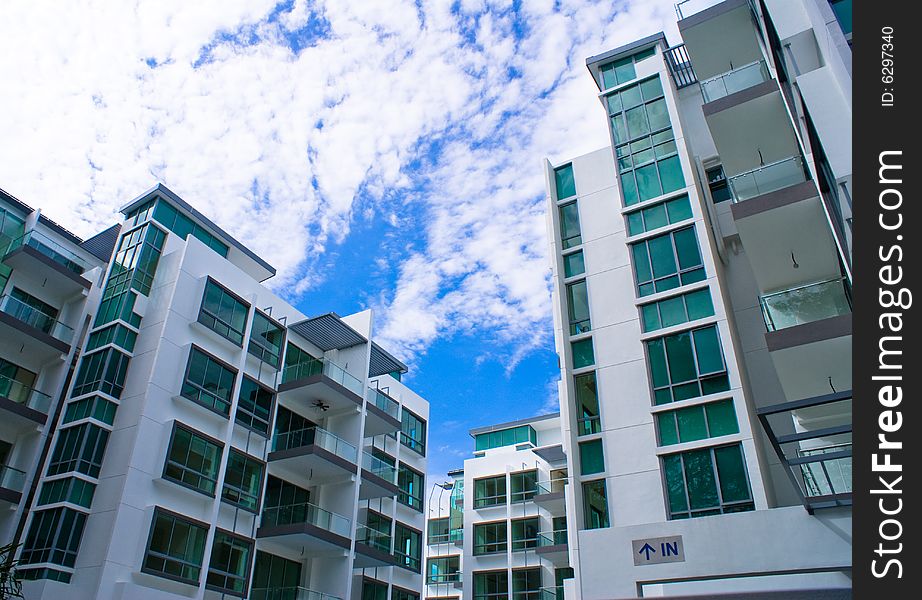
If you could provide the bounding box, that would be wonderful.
[0,0,689,488]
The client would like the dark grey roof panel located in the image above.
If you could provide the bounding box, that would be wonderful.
[288,313,367,351]
[469,412,560,436]
[369,342,408,378]
[534,444,567,464]
[80,224,121,261]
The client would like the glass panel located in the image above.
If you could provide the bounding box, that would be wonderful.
[571,339,595,369]
[693,326,724,375]
[715,444,750,503]
[635,163,661,202]
[620,85,642,109]
[706,399,739,437]
[648,235,677,280]
[606,92,622,114]
[554,164,576,199]
[658,155,685,194]
[641,303,660,331]
[621,172,639,206]
[559,202,582,248]
[611,114,628,144]
[563,251,585,277]
[665,332,696,383]
[575,372,601,435]
[663,454,688,513]
[640,76,664,100]
[658,295,686,328]
[676,406,708,442]
[626,106,650,139]
[685,288,714,321]
[646,98,670,131]
[673,227,702,271]
[613,58,636,85]
[657,412,678,446]
[582,480,609,529]
[626,211,645,236]
[647,339,669,392]
[579,439,605,475]
[683,449,718,510]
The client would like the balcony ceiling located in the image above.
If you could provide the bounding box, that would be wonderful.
[769,333,852,402]
[680,0,763,81]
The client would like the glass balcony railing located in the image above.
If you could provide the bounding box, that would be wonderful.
[250,587,343,600]
[675,0,719,19]
[800,443,852,497]
[536,479,567,495]
[272,426,358,464]
[367,388,399,419]
[537,530,569,547]
[426,571,462,584]
[0,295,74,343]
[281,357,363,396]
[261,500,352,538]
[727,156,808,202]
[356,525,391,553]
[362,451,397,484]
[700,60,771,102]
[759,277,852,332]
[0,374,53,413]
[4,229,90,275]
[0,464,26,493]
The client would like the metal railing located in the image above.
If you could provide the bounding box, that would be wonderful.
[727,155,808,202]
[250,587,343,600]
[700,60,771,102]
[0,373,53,413]
[664,44,698,88]
[675,0,719,20]
[362,451,397,483]
[261,500,352,537]
[0,294,74,343]
[356,525,392,552]
[367,388,399,419]
[800,443,852,497]
[272,426,358,464]
[281,357,363,396]
[759,277,852,332]
[0,464,26,492]
[4,229,89,275]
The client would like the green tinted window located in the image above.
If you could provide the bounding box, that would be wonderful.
[631,226,705,297]
[563,251,585,277]
[19,507,87,568]
[646,325,729,405]
[37,477,96,508]
[181,347,236,416]
[222,450,264,512]
[559,201,582,249]
[571,338,595,369]
[474,475,506,508]
[566,280,591,335]
[164,424,222,496]
[473,521,507,555]
[574,372,601,435]
[626,195,693,236]
[662,443,753,519]
[206,531,252,595]
[143,509,208,583]
[236,376,273,436]
[62,395,117,425]
[198,279,248,345]
[657,399,738,446]
[554,164,576,199]
[582,479,609,529]
[640,288,714,332]
[579,439,605,475]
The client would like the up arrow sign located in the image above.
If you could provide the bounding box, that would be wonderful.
[632,535,685,566]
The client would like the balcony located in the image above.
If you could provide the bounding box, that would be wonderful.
[364,388,401,437]
[250,587,343,600]
[277,358,363,416]
[535,530,569,564]
[757,391,851,512]
[0,294,73,357]
[533,479,567,514]
[678,0,763,82]
[426,571,462,586]
[267,426,358,486]
[2,229,92,295]
[0,464,26,505]
[728,156,809,203]
[0,373,52,425]
[257,499,352,556]
[540,587,563,600]
[701,60,771,103]
[359,451,399,500]
[354,525,396,568]
[760,278,852,333]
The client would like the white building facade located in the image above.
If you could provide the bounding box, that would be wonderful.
[1,184,429,600]
[425,413,571,600]
[545,1,852,597]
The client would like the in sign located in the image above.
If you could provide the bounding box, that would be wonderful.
[631,535,685,566]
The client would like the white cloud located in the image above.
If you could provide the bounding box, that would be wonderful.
[0,0,681,365]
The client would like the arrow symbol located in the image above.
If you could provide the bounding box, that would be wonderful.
[638,543,656,560]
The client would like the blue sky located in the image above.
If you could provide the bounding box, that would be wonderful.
[0,0,689,483]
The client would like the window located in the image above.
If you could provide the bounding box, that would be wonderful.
[206,530,253,596]
[566,280,590,335]
[143,508,208,584]
[579,439,605,475]
[631,226,705,297]
[558,201,582,249]
[47,423,109,478]
[598,46,655,89]
[282,342,322,383]
[398,463,424,511]
[829,0,852,37]
[9,288,59,334]
[646,324,730,405]
[222,449,264,512]
[473,521,507,555]
[86,323,137,353]
[511,517,539,551]
[474,475,506,508]
[662,443,754,519]
[248,311,284,368]
[657,399,739,446]
[574,372,601,435]
[181,347,237,416]
[0,208,25,293]
[400,409,427,455]
[706,166,732,203]
[19,507,86,567]
[607,76,685,206]
[510,470,538,503]
[583,479,610,529]
[362,578,388,600]
[474,570,508,600]
[198,279,248,345]
[251,551,301,600]
[640,288,714,332]
[393,588,420,600]
[428,517,450,545]
[394,523,422,571]
[235,376,274,436]
[364,511,392,552]
[262,476,310,527]
[62,395,117,426]
[0,357,36,405]
[71,347,131,398]
[563,250,585,278]
[571,338,595,369]
[99,223,166,306]
[273,405,316,451]
[153,199,229,257]
[37,477,95,508]
[554,164,576,199]
[512,567,542,600]
[474,425,537,451]
[163,424,222,496]
[427,555,461,583]
[626,194,693,236]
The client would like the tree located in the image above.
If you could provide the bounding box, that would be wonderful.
[0,543,22,600]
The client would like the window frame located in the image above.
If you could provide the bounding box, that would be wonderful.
[162,422,224,498]
[630,225,705,297]
[197,277,250,347]
[234,375,275,437]
[473,520,508,555]
[473,474,507,508]
[142,507,210,585]
[221,448,265,513]
[511,516,539,552]
[645,323,730,405]
[206,529,254,597]
[180,345,238,417]
[397,462,425,512]
[661,442,755,520]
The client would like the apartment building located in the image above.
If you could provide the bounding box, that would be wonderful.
[544,0,852,597]
[425,414,571,600]
[0,183,429,600]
